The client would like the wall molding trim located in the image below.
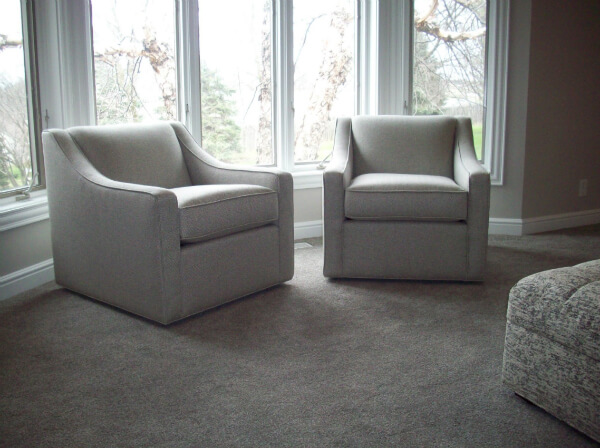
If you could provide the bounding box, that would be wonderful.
[0,194,49,232]
[488,217,523,235]
[489,209,600,236]
[0,258,55,301]
[521,208,600,235]
[294,220,323,240]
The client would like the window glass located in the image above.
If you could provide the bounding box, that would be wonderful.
[0,0,34,193]
[413,0,487,158]
[198,0,273,165]
[293,0,355,164]
[91,0,177,125]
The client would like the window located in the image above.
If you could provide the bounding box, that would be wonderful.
[293,0,355,165]
[3,0,505,204]
[376,0,507,182]
[412,0,487,159]
[197,0,273,165]
[195,0,356,168]
[0,0,40,197]
[90,0,178,125]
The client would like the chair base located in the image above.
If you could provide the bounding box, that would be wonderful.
[324,220,484,281]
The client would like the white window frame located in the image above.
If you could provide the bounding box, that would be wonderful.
[0,0,510,228]
[0,0,43,199]
[180,0,361,187]
[375,0,508,185]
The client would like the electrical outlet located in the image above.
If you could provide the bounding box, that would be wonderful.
[578,179,588,197]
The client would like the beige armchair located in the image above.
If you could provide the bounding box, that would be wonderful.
[43,122,294,324]
[323,115,490,281]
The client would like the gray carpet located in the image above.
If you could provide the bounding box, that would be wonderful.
[1,226,599,447]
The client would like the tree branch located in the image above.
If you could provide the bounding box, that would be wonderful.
[0,35,22,51]
[415,20,485,43]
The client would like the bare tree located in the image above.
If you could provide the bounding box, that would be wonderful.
[294,7,353,162]
[0,31,31,190]
[413,0,486,118]
[94,33,177,124]
[255,0,274,165]
[0,76,31,189]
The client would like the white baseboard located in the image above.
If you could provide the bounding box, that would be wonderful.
[489,208,600,236]
[0,258,55,301]
[294,220,323,240]
[488,217,523,235]
[521,208,600,235]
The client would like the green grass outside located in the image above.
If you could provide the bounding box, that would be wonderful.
[473,124,483,160]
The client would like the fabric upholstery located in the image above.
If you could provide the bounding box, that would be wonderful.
[68,122,192,188]
[506,260,600,362]
[342,221,468,280]
[171,184,278,243]
[351,115,456,177]
[42,122,294,324]
[323,115,490,280]
[503,260,600,442]
[180,225,281,317]
[170,121,294,282]
[345,173,467,221]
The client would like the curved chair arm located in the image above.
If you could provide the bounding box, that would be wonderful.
[169,122,289,192]
[453,117,491,280]
[43,130,182,323]
[168,121,293,281]
[323,117,353,277]
[453,117,490,192]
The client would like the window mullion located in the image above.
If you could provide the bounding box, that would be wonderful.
[484,0,509,185]
[178,0,202,141]
[377,0,412,115]
[357,0,379,115]
[22,0,42,188]
[58,0,95,127]
[273,0,294,171]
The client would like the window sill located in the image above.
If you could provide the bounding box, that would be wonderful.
[292,170,324,190]
[0,190,50,232]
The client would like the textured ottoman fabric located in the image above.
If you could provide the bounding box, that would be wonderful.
[503,260,600,442]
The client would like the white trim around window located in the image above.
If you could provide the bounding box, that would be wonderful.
[483,0,509,185]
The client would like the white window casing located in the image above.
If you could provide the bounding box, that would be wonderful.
[0,0,510,228]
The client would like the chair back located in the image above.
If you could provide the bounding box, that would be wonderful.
[68,122,192,188]
[351,115,457,177]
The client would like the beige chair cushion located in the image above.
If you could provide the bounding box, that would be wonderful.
[351,115,457,178]
[345,173,467,221]
[171,184,278,243]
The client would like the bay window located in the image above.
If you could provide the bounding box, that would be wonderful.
[2,0,508,204]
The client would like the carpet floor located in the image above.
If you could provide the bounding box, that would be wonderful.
[1,226,599,447]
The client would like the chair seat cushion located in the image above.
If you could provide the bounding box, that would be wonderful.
[345,173,467,221]
[507,260,600,361]
[171,184,278,243]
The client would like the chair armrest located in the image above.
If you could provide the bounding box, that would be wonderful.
[169,121,288,192]
[323,118,353,277]
[43,130,181,321]
[453,117,490,192]
[167,122,293,280]
[324,117,353,188]
[452,117,490,279]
